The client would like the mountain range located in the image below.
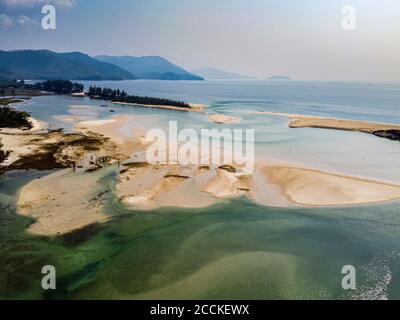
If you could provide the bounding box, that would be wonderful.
[191,67,253,80]
[0,50,134,80]
[96,55,203,80]
[0,50,203,81]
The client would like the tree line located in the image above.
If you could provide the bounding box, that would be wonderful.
[87,86,190,108]
[0,79,83,95]
[1,79,190,108]
[0,106,32,129]
[25,80,84,94]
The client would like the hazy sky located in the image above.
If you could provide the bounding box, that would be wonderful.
[0,0,399,81]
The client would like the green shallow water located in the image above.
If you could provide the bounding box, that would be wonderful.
[1,169,400,300]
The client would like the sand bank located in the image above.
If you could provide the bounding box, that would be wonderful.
[254,111,400,140]
[112,101,206,112]
[79,116,400,209]
[0,117,47,166]
[74,116,145,160]
[17,169,111,236]
[10,110,400,236]
[207,114,241,124]
[117,162,217,209]
[116,159,400,209]
[261,165,400,206]
[71,92,85,97]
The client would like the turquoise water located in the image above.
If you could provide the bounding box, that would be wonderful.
[79,80,400,123]
[2,80,400,299]
[17,81,400,182]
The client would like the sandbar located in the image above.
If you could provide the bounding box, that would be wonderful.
[207,114,241,124]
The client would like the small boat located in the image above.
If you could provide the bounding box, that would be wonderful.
[101,104,108,107]
[109,109,115,112]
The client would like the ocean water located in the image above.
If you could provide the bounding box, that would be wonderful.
[18,80,400,182]
[1,80,400,299]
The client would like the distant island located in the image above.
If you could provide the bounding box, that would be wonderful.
[191,67,253,80]
[268,75,292,80]
[0,50,204,81]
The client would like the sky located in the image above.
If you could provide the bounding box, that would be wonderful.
[0,0,399,81]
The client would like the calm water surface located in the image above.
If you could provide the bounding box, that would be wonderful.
[2,80,400,299]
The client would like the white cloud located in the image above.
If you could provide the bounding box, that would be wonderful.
[0,13,13,27]
[17,14,38,29]
[1,0,75,9]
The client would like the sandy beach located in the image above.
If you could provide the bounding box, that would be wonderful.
[0,117,47,166]
[17,168,111,236]
[261,165,400,206]
[4,111,400,236]
[1,116,125,235]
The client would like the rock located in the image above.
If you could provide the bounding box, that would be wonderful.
[372,129,400,142]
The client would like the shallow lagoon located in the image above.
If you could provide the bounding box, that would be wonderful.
[2,80,400,299]
[1,168,400,299]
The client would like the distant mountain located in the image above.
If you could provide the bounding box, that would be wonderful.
[268,75,291,80]
[0,66,19,79]
[192,67,253,80]
[96,55,203,81]
[0,50,135,80]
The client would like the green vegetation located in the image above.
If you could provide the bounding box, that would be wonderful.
[0,106,32,129]
[88,85,190,108]
[0,98,24,105]
[1,79,83,95]
[26,80,84,94]
[0,79,25,96]
[7,133,110,171]
[0,50,135,80]
[0,79,24,89]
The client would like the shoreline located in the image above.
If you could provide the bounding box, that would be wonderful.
[3,110,400,236]
[54,115,400,209]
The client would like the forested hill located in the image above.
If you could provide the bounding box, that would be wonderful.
[0,50,135,80]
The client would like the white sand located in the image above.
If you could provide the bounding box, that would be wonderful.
[17,169,111,236]
[77,119,117,127]
[261,165,400,206]
[253,111,400,133]
[10,110,400,237]
[207,114,241,124]
[0,117,48,166]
